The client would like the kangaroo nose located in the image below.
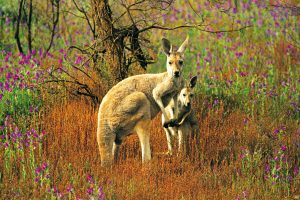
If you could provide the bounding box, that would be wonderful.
[187,102,191,107]
[174,71,180,77]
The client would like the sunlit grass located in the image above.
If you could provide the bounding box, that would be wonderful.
[0,0,299,199]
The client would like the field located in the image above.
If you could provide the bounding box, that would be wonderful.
[0,0,299,199]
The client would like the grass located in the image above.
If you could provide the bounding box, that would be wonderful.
[0,0,300,199]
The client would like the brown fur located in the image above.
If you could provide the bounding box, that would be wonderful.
[162,76,200,155]
[97,37,189,167]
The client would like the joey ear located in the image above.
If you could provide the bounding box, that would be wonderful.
[190,76,197,88]
[162,38,171,55]
[177,36,189,54]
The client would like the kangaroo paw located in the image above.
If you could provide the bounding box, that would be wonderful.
[163,120,171,128]
[167,119,179,127]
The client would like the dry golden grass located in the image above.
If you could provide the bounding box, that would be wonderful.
[34,90,299,199]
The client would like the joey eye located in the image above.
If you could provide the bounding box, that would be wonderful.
[179,60,183,65]
[168,61,173,65]
[183,94,186,97]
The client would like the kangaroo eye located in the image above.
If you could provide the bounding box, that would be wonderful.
[190,94,194,98]
[179,60,183,65]
[183,94,186,97]
[169,61,173,65]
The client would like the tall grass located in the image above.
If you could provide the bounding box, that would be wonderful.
[1,0,299,199]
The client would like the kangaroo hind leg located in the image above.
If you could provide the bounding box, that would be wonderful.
[130,92,152,162]
[135,119,151,162]
[178,124,189,156]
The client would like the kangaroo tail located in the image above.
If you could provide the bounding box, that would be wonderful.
[97,114,115,167]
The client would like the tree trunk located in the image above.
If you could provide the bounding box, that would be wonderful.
[92,0,127,85]
[15,0,24,54]
[27,0,33,52]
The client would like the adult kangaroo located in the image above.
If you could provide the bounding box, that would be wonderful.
[97,36,189,167]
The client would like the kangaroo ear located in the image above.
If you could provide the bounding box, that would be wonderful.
[177,36,189,54]
[190,76,197,88]
[162,38,171,56]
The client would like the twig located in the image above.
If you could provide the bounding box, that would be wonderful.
[15,0,24,54]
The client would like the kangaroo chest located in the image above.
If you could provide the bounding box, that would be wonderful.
[176,102,191,123]
[150,77,183,118]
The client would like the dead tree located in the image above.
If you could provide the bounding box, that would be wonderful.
[70,0,252,85]
[14,0,60,54]
[46,0,253,104]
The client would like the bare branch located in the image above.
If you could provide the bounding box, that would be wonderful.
[72,0,96,38]
[43,79,99,104]
[138,24,206,33]
[45,0,60,54]
[28,0,33,52]
[187,0,205,23]
[15,0,24,54]
[138,23,253,34]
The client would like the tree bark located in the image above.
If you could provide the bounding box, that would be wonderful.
[15,0,24,54]
[92,0,127,85]
[27,0,33,52]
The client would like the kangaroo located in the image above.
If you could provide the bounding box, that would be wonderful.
[162,76,200,156]
[97,36,189,167]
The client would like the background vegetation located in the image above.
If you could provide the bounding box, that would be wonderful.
[0,0,299,199]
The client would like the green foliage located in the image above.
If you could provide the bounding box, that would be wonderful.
[0,0,299,199]
[0,0,19,15]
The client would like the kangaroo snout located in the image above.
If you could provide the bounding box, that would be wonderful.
[174,71,180,77]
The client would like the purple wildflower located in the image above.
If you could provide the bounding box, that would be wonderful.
[4,82,11,92]
[87,175,94,184]
[31,49,36,55]
[29,106,34,113]
[42,163,48,170]
[239,72,248,77]
[66,185,73,193]
[257,19,263,27]
[98,187,104,200]
[242,3,250,10]
[39,48,43,57]
[58,58,63,66]
[235,52,243,59]
[13,74,19,81]
[6,72,12,80]
[216,32,224,39]
[232,7,237,14]
[293,166,299,175]
[252,0,258,5]
[281,145,287,151]
[265,164,270,173]
[213,99,219,106]
[86,187,93,196]
[242,191,249,199]
[74,55,82,65]
[35,167,42,175]
[47,52,54,58]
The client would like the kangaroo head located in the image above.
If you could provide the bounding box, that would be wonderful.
[162,36,189,78]
[178,76,197,108]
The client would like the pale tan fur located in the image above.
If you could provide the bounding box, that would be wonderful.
[97,37,189,167]
[162,76,200,155]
